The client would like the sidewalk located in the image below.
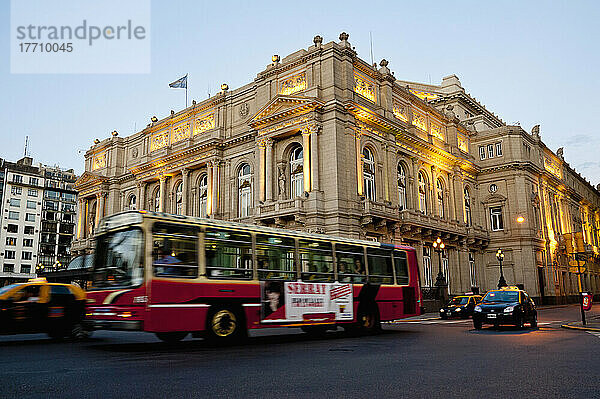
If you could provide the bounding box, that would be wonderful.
[561,314,600,332]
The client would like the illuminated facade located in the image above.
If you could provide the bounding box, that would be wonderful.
[72,33,599,303]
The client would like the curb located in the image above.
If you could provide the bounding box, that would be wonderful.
[560,324,600,332]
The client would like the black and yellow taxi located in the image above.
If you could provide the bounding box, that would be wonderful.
[439,294,482,319]
[0,278,87,339]
[473,286,537,330]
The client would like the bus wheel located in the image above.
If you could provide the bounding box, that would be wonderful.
[206,307,245,342]
[155,332,188,343]
[357,306,380,334]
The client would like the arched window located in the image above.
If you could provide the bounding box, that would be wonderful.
[128,195,137,211]
[464,187,472,226]
[436,178,445,218]
[397,163,407,211]
[153,187,160,212]
[238,164,252,217]
[418,172,428,214]
[174,182,183,215]
[362,148,375,201]
[198,174,208,218]
[290,146,304,198]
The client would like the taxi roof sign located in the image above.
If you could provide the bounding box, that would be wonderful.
[27,277,47,283]
[499,286,520,291]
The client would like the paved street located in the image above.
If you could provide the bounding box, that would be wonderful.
[1,305,598,399]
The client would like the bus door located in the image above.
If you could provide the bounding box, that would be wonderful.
[146,222,205,332]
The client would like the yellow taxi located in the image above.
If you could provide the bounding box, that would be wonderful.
[0,278,87,339]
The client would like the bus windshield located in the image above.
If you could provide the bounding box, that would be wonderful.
[93,228,144,289]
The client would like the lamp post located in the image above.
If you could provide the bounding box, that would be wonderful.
[496,249,507,288]
[433,237,447,301]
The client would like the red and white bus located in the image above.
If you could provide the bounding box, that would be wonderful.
[85,211,422,342]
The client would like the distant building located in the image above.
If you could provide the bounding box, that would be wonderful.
[0,156,77,285]
[72,33,600,304]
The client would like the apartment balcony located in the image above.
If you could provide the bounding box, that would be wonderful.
[255,198,306,225]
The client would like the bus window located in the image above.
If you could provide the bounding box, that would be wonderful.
[205,228,252,279]
[394,250,409,285]
[256,235,296,280]
[152,223,198,278]
[367,247,393,284]
[299,240,334,282]
[335,244,366,283]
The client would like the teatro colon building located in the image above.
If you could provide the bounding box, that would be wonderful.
[72,33,600,304]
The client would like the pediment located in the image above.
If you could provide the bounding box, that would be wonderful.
[249,94,324,129]
[481,193,507,205]
[74,171,108,189]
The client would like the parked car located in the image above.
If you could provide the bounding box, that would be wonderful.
[439,295,482,319]
[0,278,87,339]
[472,286,537,330]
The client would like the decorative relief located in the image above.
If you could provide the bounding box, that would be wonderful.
[239,103,249,117]
[92,152,106,170]
[171,122,190,144]
[279,73,307,95]
[392,102,408,122]
[412,111,427,132]
[544,157,562,179]
[430,123,444,141]
[353,72,376,103]
[457,133,468,153]
[258,115,311,136]
[194,113,215,135]
[132,147,139,158]
[409,89,438,101]
[150,130,169,152]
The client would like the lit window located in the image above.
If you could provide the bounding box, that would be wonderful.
[418,172,428,214]
[290,146,304,198]
[490,206,504,231]
[238,164,252,217]
[423,246,432,287]
[397,163,407,211]
[174,182,183,215]
[362,148,376,201]
[128,195,137,211]
[198,174,208,218]
[495,142,503,157]
[6,237,17,246]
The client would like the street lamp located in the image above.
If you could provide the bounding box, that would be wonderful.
[433,237,447,293]
[496,249,507,288]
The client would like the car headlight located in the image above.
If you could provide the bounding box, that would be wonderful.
[440,309,445,312]
[456,308,462,312]
[504,306,514,313]
[474,306,482,312]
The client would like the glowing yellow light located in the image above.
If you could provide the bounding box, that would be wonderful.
[409,89,438,101]
[393,103,408,122]
[353,72,376,103]
[279,73,307,95]
[92,152,107,170]
[194,113,215,136]
[516,216,525,223]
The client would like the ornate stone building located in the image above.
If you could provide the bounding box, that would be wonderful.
[72,33,600,303]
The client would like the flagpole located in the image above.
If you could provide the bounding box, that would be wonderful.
[186,74,188,108]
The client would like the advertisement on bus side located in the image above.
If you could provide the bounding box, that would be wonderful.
[260,281,354,323]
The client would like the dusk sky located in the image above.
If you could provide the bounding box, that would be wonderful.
[1,0,599,183]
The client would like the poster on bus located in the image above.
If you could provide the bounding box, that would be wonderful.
[260,281,353,322]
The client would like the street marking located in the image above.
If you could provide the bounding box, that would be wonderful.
[587,331,600,340]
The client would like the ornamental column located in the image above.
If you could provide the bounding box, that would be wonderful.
[159,175,167,213]
[76,199,85,239]
[137,181,146,211]
[211,161,219,216]
[95,192,105,227]
[448,173,457,221]
[265,139,274,201]
[355,130,363,196]
[412,158,420,211]
[310,127,319,191]
[302,129,311,193]
[258,140,266,202]
[182,168,190,215]
[206,164,213,216]
[383,143,390,202]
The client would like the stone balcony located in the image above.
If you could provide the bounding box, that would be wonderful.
[255,198,306,225]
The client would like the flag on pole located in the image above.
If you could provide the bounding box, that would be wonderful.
[169,74,188,89]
